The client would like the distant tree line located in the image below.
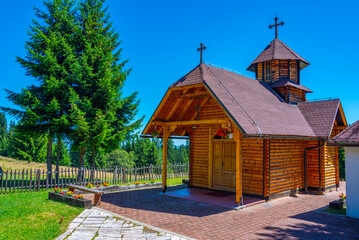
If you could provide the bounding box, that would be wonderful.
[0,112,189,168]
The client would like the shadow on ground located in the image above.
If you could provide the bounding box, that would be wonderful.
[101,185,232,217]
[252,209,359,239]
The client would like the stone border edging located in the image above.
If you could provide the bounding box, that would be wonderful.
[74,182,163,194]
[93,207,196,240]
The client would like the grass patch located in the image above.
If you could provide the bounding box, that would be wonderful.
[0,191,83,240]
[125,177,185,187]
[321,207,346,216]
[0,155,71,171]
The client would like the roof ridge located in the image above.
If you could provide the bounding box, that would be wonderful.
[203,64,262,136]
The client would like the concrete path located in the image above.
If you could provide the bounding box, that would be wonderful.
[57,208,192,240]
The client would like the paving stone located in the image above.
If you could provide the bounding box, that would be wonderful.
[93,183,359,240]
[77,209,94,218]
[57,208,190,240]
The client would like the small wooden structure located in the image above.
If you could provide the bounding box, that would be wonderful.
[68,184,104,206]
[142,20,347,206]
[331,120,359,219]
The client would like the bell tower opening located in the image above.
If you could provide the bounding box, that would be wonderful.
[247,16,312,104]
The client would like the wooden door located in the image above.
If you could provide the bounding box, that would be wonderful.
[212,140,236,192]
[212,141,223,189]
[223,141,236,192]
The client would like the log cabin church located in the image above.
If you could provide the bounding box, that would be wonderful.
[142,17,347,206]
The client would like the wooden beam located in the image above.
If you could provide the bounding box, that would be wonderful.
[180,92,208,99]
[234,128,242,204]
[180,97,210,136]
[338,103,348,126]
[171,83,204,91]
[153,119,229,127]
[176,99,194,121]
[143,88,173,135]
[165,97,184,121]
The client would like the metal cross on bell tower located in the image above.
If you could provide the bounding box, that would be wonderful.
[269,16,284,39]
[197,43,206,64]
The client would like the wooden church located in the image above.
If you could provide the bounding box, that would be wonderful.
[142,17,347,205]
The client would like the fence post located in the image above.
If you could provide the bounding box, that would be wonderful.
[45,169,49,190]
[135,167,137,182]
[113,166,117,185]
[150,165,153,180]
[13,169,17,193]
[36,169,41,191]
[4,170,8,194]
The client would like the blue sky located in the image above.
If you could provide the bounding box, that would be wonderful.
[1,0,358,134]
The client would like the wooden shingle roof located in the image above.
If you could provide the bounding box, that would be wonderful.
[332,120,359,145]
[145,63,342,139]
[297,99,341,138]
[247,39,310,72]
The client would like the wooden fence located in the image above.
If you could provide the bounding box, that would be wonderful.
[0,163,189,194]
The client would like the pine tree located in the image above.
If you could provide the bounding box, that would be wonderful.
[71,0,142,170]
[0,113,8,156]
[1,0,77,179]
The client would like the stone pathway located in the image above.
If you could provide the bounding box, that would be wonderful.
[96,183,359,240]
[57,208,192,240]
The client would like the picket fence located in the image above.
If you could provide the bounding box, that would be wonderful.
[0,163,189,194]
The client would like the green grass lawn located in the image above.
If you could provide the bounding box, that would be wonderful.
[321,207,346,216]
[0,177,185,239]
[0,191,83,240]
[126,177,184,186]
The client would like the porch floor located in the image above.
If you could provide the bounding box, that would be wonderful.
[164,187,265,209]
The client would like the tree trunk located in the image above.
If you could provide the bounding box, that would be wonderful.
[56,138,61,183]
[77,146,86,182]
[47,138,53,186]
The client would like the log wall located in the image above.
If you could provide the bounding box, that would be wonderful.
[268,139,307,195]
[242,138,264,196]
[306,140,321,189]
[289,60,298,83]
[289,87,305,103]
[189,97,227,188]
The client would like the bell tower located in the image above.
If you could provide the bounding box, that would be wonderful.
[247,17,312,104]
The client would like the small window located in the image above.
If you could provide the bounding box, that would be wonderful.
[265,61,271,82]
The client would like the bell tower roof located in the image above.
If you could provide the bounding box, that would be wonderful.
[247,38,310,72]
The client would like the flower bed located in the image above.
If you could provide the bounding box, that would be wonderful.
[74,182,162,194]
[49,188,92,209]
[329,193,347,210]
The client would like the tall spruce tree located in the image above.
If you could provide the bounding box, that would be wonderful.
[1,0,77,179]
[71,0,142,170]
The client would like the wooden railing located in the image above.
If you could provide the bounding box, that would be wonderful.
[0,163,189,194]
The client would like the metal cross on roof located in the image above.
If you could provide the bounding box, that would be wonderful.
[269,16,284,39]
[197,43,206,63]
[194,103,202,120]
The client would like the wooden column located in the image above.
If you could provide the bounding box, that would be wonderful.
[208,127,213,189]
[263,139,270,200]
[162,126,176,192]
[162,127,169,192]
[234,129,242,204]
[335,146,339,189]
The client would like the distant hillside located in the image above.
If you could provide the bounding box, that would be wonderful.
[0,156,71,171]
